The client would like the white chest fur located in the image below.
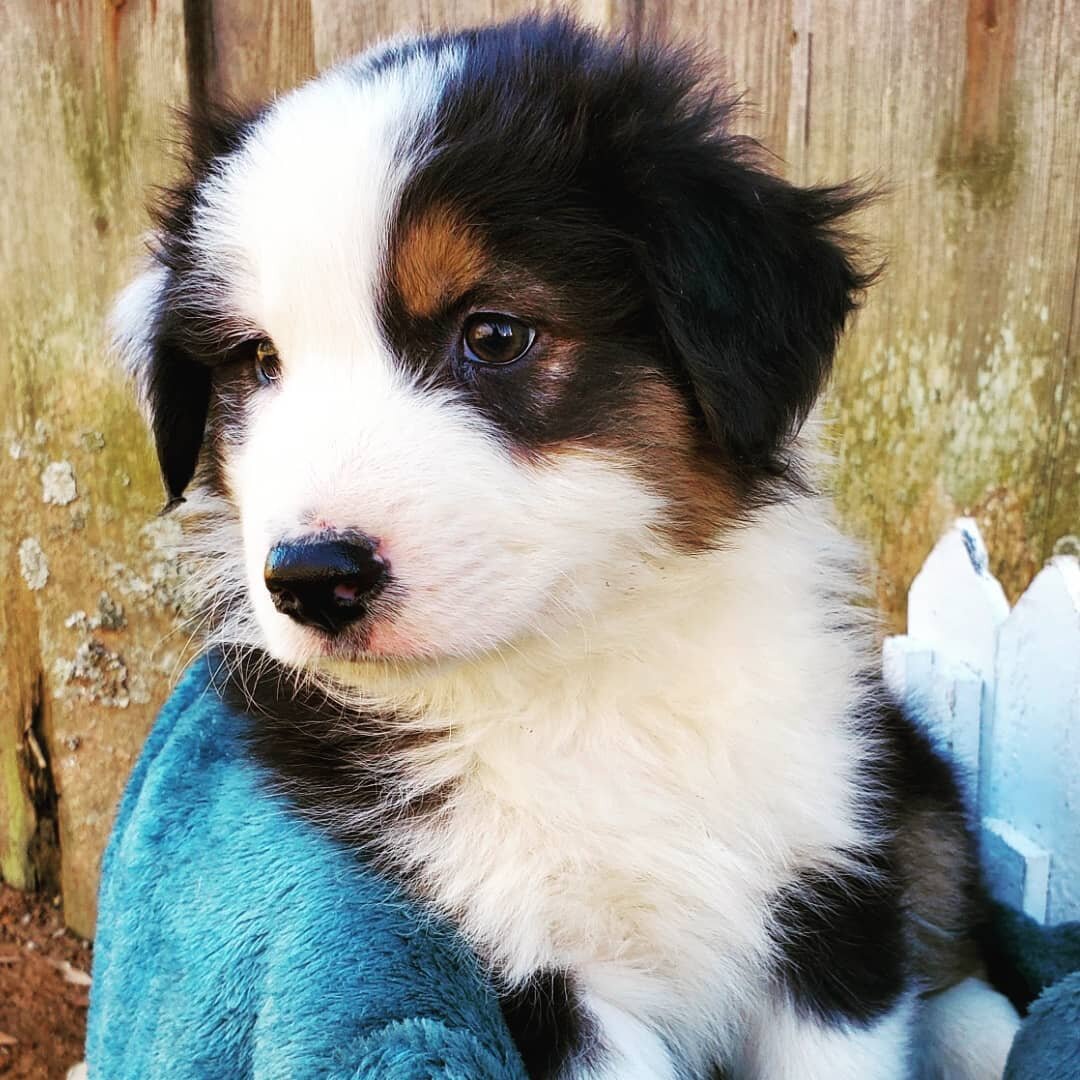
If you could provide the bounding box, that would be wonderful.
[331,500,882,1057]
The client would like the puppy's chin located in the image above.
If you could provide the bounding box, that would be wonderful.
[255,599,441,675]
[314,646,467,702]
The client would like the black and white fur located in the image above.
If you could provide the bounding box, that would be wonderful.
[113,17,1019,1078]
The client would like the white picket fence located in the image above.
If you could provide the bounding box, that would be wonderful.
[884,519,1080,924]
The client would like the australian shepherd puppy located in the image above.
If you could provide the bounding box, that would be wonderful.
[113,16,1020,1079]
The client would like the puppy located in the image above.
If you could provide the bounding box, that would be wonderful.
[113,16,1019,1079]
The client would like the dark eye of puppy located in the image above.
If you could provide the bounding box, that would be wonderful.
[253,339,282,386]
[462,313,536,366]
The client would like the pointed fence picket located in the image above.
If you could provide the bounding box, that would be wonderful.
[884,520,1080,924]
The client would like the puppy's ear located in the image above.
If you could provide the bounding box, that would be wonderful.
[645,155,874,473]
[111,263,210,507]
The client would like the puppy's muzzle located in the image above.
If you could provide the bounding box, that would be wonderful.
[263,533,387,635]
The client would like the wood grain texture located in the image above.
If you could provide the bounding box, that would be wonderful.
[801,0,1079,625]
[309,0,612,71]
[206,1,317,105]
[0,0,1076,935]
[0,0,191,936]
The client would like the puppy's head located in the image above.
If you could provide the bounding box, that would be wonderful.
[114,17,871,668]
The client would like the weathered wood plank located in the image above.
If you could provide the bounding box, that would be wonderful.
[205,1,317,105]
[310,0,612,72]
[802,0,1080,627]
[0,0,191,936]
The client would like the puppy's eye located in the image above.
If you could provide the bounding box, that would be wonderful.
[254,339,282,386]
[462,314,536,366]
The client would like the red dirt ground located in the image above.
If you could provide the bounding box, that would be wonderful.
[0,885,90,1079]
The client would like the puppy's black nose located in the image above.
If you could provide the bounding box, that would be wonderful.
[263,534,386,635]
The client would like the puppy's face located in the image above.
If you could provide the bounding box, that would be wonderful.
[114,19,867,667]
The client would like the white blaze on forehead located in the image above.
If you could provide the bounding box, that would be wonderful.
[187,47,460,358]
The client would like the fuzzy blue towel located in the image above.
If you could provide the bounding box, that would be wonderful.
[86,656,527,1080]
[87,658,1080,1077]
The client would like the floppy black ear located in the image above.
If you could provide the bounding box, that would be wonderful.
[111,265,211,507]
[644,158,873,474]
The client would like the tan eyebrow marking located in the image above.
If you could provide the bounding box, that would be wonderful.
[393,205,489,318]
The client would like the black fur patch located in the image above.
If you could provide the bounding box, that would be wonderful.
[144,329,213,504]
[134,104,266,503]
[875,693,979,816]
[216,649,451,876]
[499,969,595,1078]
[769,858,907,1025]
[379,16,875,502]
[768,688,984,1027]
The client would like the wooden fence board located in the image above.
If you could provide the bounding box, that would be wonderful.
[203,1,317,105]
[624,0,802,158]
[798,0,1080,626]
[0,0,191,936]
[309,0,611,73]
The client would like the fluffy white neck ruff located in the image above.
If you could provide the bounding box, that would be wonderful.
[314,495,882,1043]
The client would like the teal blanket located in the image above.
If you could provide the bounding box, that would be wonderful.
[86,656,527,1079]
[87,657,1079,1078]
